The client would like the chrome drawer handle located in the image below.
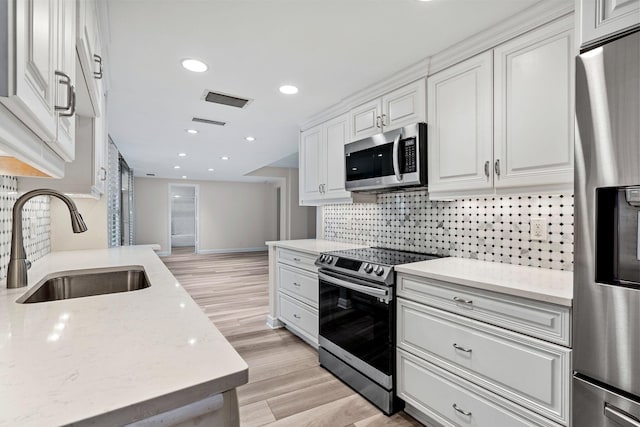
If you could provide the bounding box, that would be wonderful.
[293,282,301,287]
[605,403,640,427]
[452,403,472,417]
[293,314,301,319]
[453,343,472,353]
[453,296,473,305]
[293,257,301,262]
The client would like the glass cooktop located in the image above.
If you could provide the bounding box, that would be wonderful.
[323,247,441,267]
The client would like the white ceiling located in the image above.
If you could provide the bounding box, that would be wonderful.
[106,0,539,182]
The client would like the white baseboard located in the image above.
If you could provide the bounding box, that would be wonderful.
[156,251,171,256]
[197,246,268,255]
[266,316,284,329]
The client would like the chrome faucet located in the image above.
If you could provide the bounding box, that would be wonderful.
[7,189,88,289]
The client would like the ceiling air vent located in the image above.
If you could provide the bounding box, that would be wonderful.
[202,90,252,109]
[192,117,226,126]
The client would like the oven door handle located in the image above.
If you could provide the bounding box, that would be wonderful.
[318,272,389,299]
[392,133,403,182]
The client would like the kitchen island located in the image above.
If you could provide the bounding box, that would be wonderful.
[0,245,248,426]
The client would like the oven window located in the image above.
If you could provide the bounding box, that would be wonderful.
[346,142,395,182]
[319,278,392,376]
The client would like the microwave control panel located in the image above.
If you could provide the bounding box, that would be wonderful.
[402,139,417,173]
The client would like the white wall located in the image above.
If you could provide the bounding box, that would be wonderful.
[135,177,278,253]
[50,196,108,251]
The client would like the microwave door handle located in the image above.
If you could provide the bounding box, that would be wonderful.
[392,134,402,181]
[318,272,388,299]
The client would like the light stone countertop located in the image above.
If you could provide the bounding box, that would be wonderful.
[0,245,248,427]
[265,239,369,255]
[395,257,573,306]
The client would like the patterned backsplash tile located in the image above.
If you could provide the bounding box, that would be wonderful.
[0,176,51,280]
[322,189,574,271]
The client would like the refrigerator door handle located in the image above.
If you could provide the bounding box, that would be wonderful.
[605,403,640,427]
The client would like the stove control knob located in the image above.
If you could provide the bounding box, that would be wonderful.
[327,256,334,263]
[319,255,326,263]
[364,263,374,274]
[374,266,385,276]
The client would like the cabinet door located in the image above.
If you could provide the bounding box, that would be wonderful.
[381,79,426,131]
[299,125,324,203]
[2,0,58,142]
[76,0,102,117]
[494,18,574,190]
[323,114,351,200]
[350,98,382,141]
[581,0,640,47]
[93,93,108,194]
[427,52,494,196]
[54,0,76,161]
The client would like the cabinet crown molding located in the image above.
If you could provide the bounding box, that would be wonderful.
[299,0,574,131]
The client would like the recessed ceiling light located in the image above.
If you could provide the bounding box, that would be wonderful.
[279,85,299,95]
[174,165,181,169]
[178,153,187,157]
[186,129,198,134]
[245,136,256,142]
[221,156,229,160]
[182,176,187,179]
[181,58,208,73]
[207,168,214,172]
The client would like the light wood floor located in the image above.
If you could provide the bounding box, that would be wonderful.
[161,250,422,427]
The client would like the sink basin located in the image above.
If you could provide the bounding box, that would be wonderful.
[17,267,151,304]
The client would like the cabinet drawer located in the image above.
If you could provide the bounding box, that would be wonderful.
[278,264,318,308]
[397,298,571,424]
[276,248,318,273]
[397,273,571,346]
[279,293,318,342]
[398,349,561,427]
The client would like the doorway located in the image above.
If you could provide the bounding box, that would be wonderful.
[168,184,198,255]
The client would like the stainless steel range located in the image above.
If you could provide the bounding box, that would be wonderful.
[315,247,440,415]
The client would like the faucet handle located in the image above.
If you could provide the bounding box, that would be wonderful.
[25,260,31,270]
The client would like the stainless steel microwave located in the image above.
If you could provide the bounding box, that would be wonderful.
[344,123,426,192]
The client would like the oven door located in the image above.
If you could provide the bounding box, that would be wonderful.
[318,270,394,385]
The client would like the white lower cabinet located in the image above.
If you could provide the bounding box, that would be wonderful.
[276,248,319,346]
[396,274,571,426]
[398,350,560,427]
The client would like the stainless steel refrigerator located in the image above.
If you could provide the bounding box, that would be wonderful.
[574,29,640,426]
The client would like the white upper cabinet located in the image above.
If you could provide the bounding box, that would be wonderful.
[323,116,351,199]
[428,52,494,195]
[299,124,324,202]
[581,0,640,47]
[0,0,77,169]
[350,79,426,141]
[494,18,574,190]
[76,0,104,117]
[55,0,77,161]
[428,15,575,199]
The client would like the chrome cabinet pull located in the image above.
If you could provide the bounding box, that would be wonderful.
[293,282,301,287]
[376,116,381,128]
[292,257,301,262]
[293,314,301,319]
[54,71,75,116]
[484,160,490,178]
[100,167,107,181]
[452,403,472,416]
[453,343,472,353]
[453,296,473,305]
[604,403,640,427]
[318,184,322,193]
[93,54,104,79]
[381,113,388,126]
[494,159,501,177]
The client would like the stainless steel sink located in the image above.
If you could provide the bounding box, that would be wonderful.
[17,267,151,304]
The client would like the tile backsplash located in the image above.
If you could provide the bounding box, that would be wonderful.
[323,189,574,271]
[0,176,51,280]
